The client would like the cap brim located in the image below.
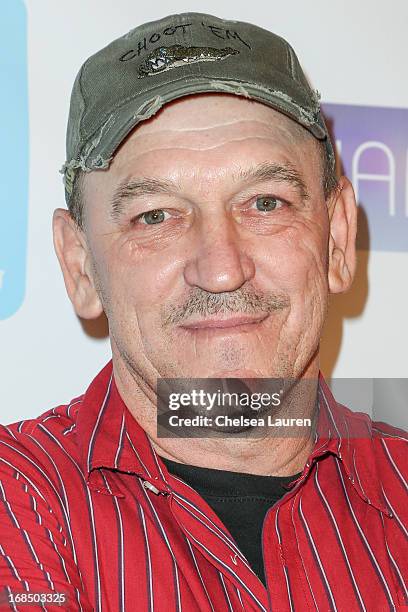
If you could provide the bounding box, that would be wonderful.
[80,75,329,172]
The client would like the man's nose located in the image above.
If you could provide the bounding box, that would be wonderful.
[183,213,255,293]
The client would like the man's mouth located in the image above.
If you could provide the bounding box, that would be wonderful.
[179,313,269,331]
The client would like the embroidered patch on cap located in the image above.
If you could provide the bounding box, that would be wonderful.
[138,44,239,78]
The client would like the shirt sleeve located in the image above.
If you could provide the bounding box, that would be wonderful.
[0,441,92,611]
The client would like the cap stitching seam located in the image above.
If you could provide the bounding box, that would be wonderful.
[288,45,296,80]
[286,43,293,77]
[76,62,89,157]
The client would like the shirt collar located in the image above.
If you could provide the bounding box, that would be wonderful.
[307,373,392,516]
[75,360,391,515]
[76,360,168,496]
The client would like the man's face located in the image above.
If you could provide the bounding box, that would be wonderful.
[81,94,332,381]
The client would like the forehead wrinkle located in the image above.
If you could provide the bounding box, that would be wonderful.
[130,117,296,136]
[128,123,306,151]
[155,136,273,153]
[116,135,301,155]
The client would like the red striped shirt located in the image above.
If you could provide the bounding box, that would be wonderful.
[0,361,407,611]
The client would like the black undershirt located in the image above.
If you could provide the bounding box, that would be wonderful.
[160,457,302,586]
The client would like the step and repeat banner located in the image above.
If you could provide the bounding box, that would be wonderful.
[1,0,407,428]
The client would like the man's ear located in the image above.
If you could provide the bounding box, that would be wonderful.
[327,176,358,294]
[52,209,104,319]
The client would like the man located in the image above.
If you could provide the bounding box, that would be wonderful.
[0,12,406,611]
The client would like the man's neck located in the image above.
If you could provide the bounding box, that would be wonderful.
[112,355,319,477]
[150,431,315,477]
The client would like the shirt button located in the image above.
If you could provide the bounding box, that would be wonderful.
[142,480,161,495]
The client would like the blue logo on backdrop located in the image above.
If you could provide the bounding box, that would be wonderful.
[0,0,28,321]
[323,103,408,252]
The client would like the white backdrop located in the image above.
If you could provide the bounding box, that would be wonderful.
[1,0,407,428]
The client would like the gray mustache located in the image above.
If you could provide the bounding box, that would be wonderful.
[161,286,290,327]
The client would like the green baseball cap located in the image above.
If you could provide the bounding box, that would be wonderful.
[61,12,335,201]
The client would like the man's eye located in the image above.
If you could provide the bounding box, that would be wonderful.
[253,196,285,212]
[134,209,170,225]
